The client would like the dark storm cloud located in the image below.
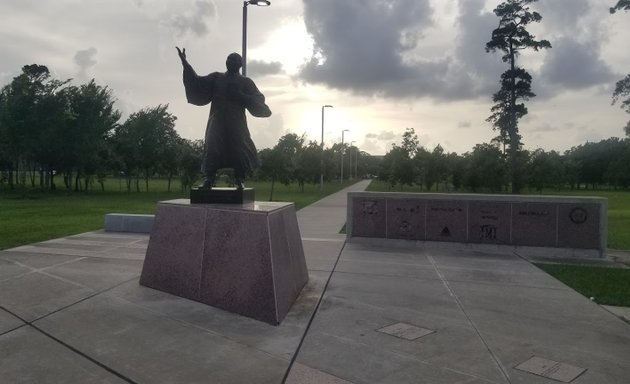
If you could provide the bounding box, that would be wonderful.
[171,0,216,37]
[533,0,619,92]
[453,0,505,94]
[298,0,511,101]
[247,60,283,77]
[539,37,617,90]
[536,0,591,33]
[299,0,450,99]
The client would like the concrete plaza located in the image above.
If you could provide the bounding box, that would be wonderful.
[1,180,629,383]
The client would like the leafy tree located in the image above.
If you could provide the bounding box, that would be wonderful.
[179,139,204,191]
[463,143,507,192]
[61,80,121,191]
[610,0,630,13]
[258,147,289,201]
[401,127,419,157]
[113,105,178,192]
[377,128,419,190]
[485,0,551,193]
[446,152,466,191]
[526,149,563,192]
[258,133,304,200]
[380,145,415,190]
[605,140,630,189]
[612,75,630,136]
[565,138,627,189]
[0,64,70,189]
[295,140,322,190]
[426,145,448,191]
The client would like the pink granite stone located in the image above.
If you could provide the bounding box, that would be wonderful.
[199,209,277,323]
[468,201,511,244]
[386,199,426,240]
[139,204,206,299]
[511,202,557,247]
[268,208,308,322]
[425,200,467,242]
[557,203,601,249]
[140,200,308,325]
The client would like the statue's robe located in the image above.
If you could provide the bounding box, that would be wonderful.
[182,61,271,176]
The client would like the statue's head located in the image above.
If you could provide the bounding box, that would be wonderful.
[226,53,243,73]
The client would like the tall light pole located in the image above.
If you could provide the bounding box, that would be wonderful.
[320,105,333,190]
[340,129,349,183]
[349,141,356,180]
[242,0,271,77]
[355,145,359,180]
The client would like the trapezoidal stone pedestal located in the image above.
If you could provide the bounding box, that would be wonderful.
[139,199,308,325]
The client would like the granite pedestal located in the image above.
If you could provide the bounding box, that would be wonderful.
[139,199,308,325]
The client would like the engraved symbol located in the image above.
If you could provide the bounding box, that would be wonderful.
[440,227,451,237]
[569,207,588,224]
[480,225,497,240]
[362,201,379,215]
[399,220,411,233]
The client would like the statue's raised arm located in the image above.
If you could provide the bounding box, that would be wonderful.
[176,46,187,64]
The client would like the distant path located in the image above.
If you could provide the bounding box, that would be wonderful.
[296,179,371,240]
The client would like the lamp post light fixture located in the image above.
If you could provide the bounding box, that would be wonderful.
[320,105,333,190]
[340,129,349,183]
[242,0,271,77]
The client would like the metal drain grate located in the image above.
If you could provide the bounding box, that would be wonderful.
[376,322,435,341]
[515,356,587,383]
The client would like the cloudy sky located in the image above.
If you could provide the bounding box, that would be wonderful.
[1,0,629,155]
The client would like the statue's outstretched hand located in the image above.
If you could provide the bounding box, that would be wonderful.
[176,47,186,63]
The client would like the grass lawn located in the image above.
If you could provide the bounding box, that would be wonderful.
[535,263,630,307]
[0,178,356,250]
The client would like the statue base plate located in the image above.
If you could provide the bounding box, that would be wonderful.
[190,187,254,204]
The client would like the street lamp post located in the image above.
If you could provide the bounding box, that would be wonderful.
[340,129,349,183]
[349,141,356,180]
[355,146,359,180]
[320,105,333,190]
[242,0,271,77]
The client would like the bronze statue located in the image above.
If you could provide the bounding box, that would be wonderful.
[176,47,271,189]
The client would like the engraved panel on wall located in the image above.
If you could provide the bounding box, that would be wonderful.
[386,199,426,240]
[511,202,557,247]
[426,200,467,242]
[557,204,601,249]
[352,198,386,238]
[468,201,511,244]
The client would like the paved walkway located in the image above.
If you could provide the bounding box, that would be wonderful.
[1,180,630,383]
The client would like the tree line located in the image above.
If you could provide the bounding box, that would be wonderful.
[379,128,630,193]
[0,64,379,194]
[0,64,214,193]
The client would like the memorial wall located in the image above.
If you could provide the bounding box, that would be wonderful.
[347,192,607,258]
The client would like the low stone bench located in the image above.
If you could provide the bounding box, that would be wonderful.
[104,213,154,234]
[347,192,607,258]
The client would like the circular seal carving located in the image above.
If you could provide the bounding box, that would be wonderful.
[569,207,588,224]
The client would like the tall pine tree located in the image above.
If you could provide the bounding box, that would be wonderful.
[485,0,550,193]
[610,2,630,135]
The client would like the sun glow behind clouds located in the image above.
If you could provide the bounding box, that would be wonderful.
[248,17,314,75]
